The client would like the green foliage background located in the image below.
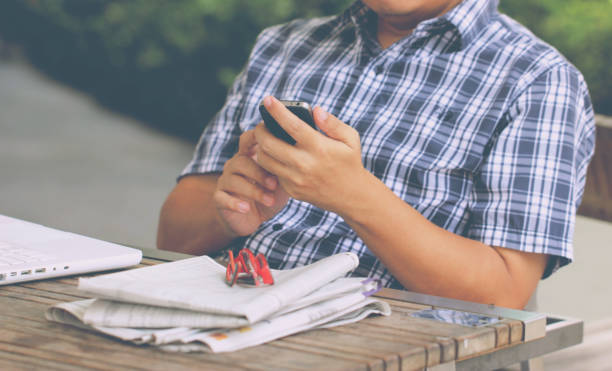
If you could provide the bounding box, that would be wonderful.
[0,0,609,141]
[501,0,611,119]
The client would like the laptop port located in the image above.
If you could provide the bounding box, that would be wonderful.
[35,268,46,273]
[21,270,32,275]
[64,266,69,270]
[0,273,5,281]
[10,272,17,276]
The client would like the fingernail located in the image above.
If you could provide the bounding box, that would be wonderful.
[265,177,277,190]
[315,107,328,122]
[263,194,274,207]
[238,201,250,213]
[263,96,273,108]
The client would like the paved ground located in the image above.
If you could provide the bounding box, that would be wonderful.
[0,59,194,249]
[539,216,612,321]
[1,59,611,330]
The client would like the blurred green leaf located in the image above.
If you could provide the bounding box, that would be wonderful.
[500,0,612,115]
[0,0,609,141]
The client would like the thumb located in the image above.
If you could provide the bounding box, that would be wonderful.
[313,106,360,148]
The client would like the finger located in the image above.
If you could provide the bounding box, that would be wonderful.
[227,154,277,191]
[238,129,257,155]
[213,189,250,214]
[262,96,317,146]
[219,173,275,207]
[249,144,260,161]
[253,122,295,165]
[255,146,298,183]
[313,106,360,149]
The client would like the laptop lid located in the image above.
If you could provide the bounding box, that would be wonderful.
[0,214,142,285]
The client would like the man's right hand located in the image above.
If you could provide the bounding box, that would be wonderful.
[213,128,289,237]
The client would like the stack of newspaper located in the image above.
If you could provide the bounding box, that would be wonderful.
[46,252,391,352]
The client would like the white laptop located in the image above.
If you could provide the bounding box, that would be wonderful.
[0,214,142,285]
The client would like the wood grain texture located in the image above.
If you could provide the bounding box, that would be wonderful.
[578,122,612,223]
[0,257,533,371]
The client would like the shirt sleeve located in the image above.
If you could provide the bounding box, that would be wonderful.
[465,63,596,278]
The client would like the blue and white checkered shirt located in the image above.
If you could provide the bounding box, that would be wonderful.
[182,0,596,287]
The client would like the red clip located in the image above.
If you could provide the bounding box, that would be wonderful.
[226,249,274,287]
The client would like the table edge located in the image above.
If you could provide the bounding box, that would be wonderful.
[134,246,583,367]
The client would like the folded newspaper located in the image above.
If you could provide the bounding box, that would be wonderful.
[46,252,391,352]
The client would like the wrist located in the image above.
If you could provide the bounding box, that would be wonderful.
[334,168,385,225]
[213,206,242,240]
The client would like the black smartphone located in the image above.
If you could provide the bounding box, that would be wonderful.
[259,100,315,145]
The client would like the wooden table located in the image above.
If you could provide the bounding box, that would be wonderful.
[0,248,583,370]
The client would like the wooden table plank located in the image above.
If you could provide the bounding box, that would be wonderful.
[0,348,105,371]
[0,300,238,370]
[490,321,510,347]
[329,319,453,366]
[0,319,239,371]
[0,291,369,371]
[0,340,141,371]
[376,297,431,311]
[362,308,497,360]
[274,337,382,371]
[0,288,59,306]
[140,258,162,266]
[508,318,524,344]
[1,284,87,303]
[282,327,425,371]
[0,254,545,370]
[19,280,89,299]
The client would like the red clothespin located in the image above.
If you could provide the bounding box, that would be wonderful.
[225,248,274,287]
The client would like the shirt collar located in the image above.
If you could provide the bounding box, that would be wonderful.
[440,0,498,48]
[345,0,498,51]
[345,0,373,28]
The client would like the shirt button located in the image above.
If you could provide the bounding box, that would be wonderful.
[272,223,283,231]
[374,65,384,75]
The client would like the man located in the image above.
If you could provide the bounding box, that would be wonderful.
[157,0,595,309]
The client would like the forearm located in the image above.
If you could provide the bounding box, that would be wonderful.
[157,174,236,255]
[252,100,545,308]
[339,171,531,309]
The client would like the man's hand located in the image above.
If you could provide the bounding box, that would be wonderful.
[251,96,547,309]
[213,128,289,237]
[253,96,367,215]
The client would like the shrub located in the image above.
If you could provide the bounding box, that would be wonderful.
[500,0,612,116]
[0,0,609,141]
[0,0,350,140]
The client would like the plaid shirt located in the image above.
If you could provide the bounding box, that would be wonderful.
[182,0,595,288]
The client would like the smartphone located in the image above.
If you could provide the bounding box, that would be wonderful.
[259,100,315,145]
